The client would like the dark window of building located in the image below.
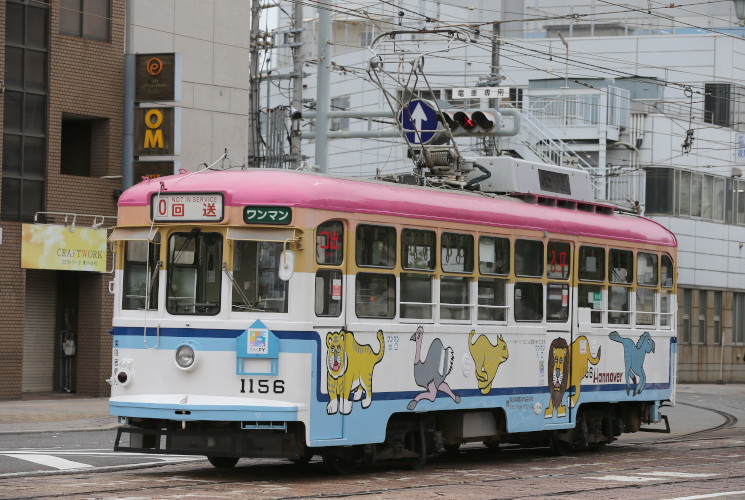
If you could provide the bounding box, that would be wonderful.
[698,290,708,344]
[714,291,722,345]
[705,83,731,126]
[60,116,109,177]
[735,292,745,344]
[645,168,674,214]
[59,0,110,42]
[682,288,692,343]
[3,0,48,222]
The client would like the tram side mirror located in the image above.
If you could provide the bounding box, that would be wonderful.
[278,250,295,281]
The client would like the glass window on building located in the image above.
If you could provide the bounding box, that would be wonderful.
[698,290,708,344]
[714,291,722,345]
[330,95,350,131]
[59,0,111,42]
[735,293,745,344]
[682,288,692,343]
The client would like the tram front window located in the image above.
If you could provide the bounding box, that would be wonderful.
[231,240,288,313]
[122,236,161,311]
[167,230,222,315]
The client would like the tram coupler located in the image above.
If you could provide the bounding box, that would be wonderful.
[638,414,671,433]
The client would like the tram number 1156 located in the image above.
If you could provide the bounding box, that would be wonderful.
[240,379,286,394]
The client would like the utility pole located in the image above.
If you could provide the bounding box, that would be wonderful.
[248,0,263,168]
[290,0,304,169]
[315,5,332,173]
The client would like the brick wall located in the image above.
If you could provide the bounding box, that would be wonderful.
[0,1,125,399]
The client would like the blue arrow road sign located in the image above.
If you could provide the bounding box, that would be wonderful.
[397,99,440,145]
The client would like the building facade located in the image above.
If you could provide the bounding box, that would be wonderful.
[0,0,251,400]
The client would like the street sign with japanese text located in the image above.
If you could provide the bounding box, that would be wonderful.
[151,192,224,222]
[243,206,292,225]
[451,87,510,100]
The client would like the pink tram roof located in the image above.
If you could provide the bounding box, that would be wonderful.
[120,169,677,248]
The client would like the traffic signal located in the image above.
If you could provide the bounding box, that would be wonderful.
[439,109,501,136]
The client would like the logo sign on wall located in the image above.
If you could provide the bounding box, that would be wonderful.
[21,224,107,272]
[135,107,180,156]
[135,53,181,102]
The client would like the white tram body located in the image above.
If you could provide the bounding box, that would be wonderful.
[109,167,677,469]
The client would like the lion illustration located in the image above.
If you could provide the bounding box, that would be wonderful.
[468,330,509,395]
[545,336,601,418]
[545,337,569,418]
[326,329,385,415]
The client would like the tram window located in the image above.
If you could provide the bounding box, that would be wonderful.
[317,220,344,266]
[515,239,543,277]
[662,254,674,288]
[402,229,436,271]
[167,230,222,315]
[232,241,289,313]
[609,249,633,284]
[355,273,395,318]
[315,269,342,317]
[122,237,161,311]
[608,285,630,324]
[400,273,433,319]
[636,287,655,326]
[546,283,569,322]
[440,276,470,320]
[660,289,672,328]
[514,282,543,321]
[578,283,603,323]
[547,242,570,279]
[356,224,396,268]
[478,278,507,321]
[637,252,658,286]
[579,246,605,282]
[479,236,509,275]
[441,232,474,273]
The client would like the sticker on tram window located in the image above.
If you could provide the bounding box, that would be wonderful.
[244,206,292,225]
[151,192,224,222]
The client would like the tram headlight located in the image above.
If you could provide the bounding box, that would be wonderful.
[175,344,196,370]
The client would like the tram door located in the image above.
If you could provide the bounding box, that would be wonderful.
[546,241,573,425]
[313,220,348,439]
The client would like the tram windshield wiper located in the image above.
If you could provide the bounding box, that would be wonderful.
[222,262,259,311]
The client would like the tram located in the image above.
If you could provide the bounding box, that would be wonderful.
[109,160,677,472]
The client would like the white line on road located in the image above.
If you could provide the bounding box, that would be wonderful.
[587,475,665,482]
[638,472,719,478]
[587,472,719,482]
[3,454,94,470]
[665,491,745,500]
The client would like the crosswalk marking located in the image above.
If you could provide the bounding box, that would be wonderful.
[587,471,719,482]
[666,491,745,500]
[3,454,94,470]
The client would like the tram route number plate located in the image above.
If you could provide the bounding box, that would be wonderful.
[151,192,224,222]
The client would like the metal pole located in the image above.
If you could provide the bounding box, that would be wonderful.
[489,21,501,155]
[248,0,263,168]
[315,5,332,173]
[122,0,135,189]
[290,0,304,169]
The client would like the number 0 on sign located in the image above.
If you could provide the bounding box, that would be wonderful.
[152,192,225,222]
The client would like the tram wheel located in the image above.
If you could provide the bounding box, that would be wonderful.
[443,443,460,455]
[549,438,571,456]
[289,451,314,464]
[323,454,356,475]
[207,456,240,469]
[483,440,501,451]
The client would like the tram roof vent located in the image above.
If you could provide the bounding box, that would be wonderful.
[464,157,596,203]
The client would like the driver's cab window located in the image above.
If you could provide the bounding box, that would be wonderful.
[167,230,222,315]
[122,234,161,310]
[232,240,289,313]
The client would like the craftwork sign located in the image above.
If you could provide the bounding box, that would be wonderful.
[151,192,224,222]
[21,224,107,272]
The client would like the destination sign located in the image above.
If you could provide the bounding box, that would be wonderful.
[244,206,292,225]
[151,192,224,222]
